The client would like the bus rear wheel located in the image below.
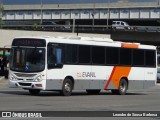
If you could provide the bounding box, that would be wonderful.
[60,79,73,96]
[112,79,128,95]
[29,89,40,95]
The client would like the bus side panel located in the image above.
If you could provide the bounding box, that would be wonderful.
[143,80,156,89]
[73,66,115,90]
[144,68,156,89]
[74,80,90,90]
[62,65,114,90]
[91,66,114,89]
[63,65,124,90]
[128,67,156,90]
[66,65,91,90]
[128,80,144,90]
[46,69,64,90]
[46,79,63,90]
[128,67,145,89]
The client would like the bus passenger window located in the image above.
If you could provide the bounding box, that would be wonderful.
[48,47,56,64]
[79,45,91,64]
[158,56,160,67]
[56,48,62,64]
[133,49,144,66]
[106,47,119,65]
[48,46,63,68]
[120,48,132,66]
[145,50,155,67]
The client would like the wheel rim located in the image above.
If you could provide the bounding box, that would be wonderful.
[120,82,126,93]
[64,83,71,93]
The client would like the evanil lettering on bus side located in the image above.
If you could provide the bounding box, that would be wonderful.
[82,72,96,78]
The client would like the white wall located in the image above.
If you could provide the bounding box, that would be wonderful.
[52,11,61,19]
[100,10,109,19]
[6,12,15,20]
[80,10,90,19]
[140,9,150,18]
[130,9,139,19]
[90,10,99,19]
[150,9,160,18]
[4,8,160,21]
[43,11,52,19]
[15,11,24,20]
[120,9,129,19]
[24,11,33,19]
[110,9,119,19]
[61,10,71,19]
[71,10,80,19]
[33,11,41,20]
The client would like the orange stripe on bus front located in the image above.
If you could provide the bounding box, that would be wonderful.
[121,43,139,48]
[104,66,131,90]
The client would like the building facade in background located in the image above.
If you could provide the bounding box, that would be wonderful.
[1,1,160,26]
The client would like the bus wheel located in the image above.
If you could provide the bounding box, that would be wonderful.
[29,89,40,95]
[86,90,101,95]
[60,79,73,96]
[112,79,128,95]
[119,79,128,95]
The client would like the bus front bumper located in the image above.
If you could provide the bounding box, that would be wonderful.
[9,80,44,90]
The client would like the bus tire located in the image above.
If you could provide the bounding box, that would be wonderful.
[60,79,73,96]
[119,79,128,95]
[112,79,128,95]
[86,90,101,95]
[29,89,40,95]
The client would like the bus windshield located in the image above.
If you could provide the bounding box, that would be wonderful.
[10,47,45,72]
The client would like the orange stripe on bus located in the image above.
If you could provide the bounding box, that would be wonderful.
[121,43,139,48]
[104,66,131,89]
[104,66,116,89]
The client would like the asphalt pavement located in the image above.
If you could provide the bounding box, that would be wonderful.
[0,78,160,120]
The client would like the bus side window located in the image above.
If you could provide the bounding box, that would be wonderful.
[158,56,160,66]
[48,45,63,69]
[56,48,62,64]
[48,46,56,64]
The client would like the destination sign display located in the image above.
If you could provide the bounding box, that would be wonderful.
[12,38,46,47]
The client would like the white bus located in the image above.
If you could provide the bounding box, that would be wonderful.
[157,54,160,82]
[9,36,157,96]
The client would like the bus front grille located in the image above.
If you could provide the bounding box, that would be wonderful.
[18,82,32,86]
[15,73,37,78]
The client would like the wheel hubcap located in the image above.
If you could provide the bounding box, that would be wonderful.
[64,83,71,93]
[120,83,126,92]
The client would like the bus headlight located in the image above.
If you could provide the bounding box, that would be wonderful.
[34,76,42,82]
[9,75,17,81]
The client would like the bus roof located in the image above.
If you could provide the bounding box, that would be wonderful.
[13,36,156,50]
